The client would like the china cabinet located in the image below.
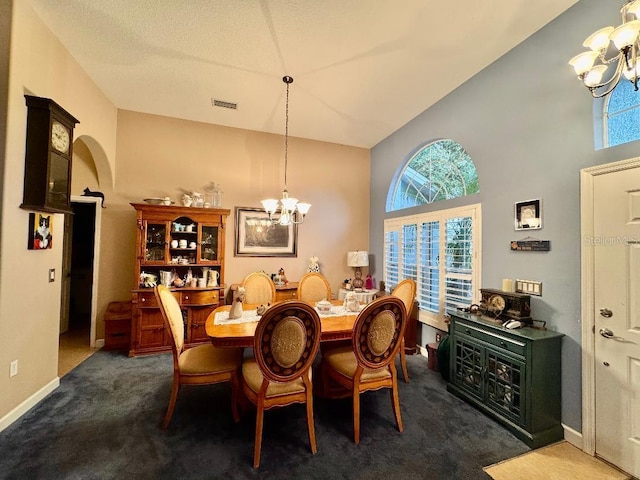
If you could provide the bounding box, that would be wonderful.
[129,203,229,356]
[447,311,564,448]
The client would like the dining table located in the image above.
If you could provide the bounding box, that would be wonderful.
[205,299,360,348]
[206,299,363,398]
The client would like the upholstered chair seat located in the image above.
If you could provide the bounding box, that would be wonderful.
[242,359,309,396]
[321,346,391,382]
[179,345,241,375]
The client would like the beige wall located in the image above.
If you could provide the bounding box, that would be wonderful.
[1,0,118,422]
[115,110,370,302]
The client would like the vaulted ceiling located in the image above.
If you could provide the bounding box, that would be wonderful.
[30,0,579,148]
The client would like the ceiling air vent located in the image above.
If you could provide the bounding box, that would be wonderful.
[211,98,237,110]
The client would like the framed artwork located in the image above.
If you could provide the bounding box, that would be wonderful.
[515,199,542,230]
[28,212,54,250]
[234,207,297,257]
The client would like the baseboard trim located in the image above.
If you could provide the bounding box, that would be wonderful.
[0,378,59,434]
[95,338,105,349]
[563,423,583,450]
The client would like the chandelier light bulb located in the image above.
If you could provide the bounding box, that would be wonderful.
[584,65,608,87]
[628,0,640,17]
[569,51,600,75]
[584,27,614,51]
[609,20,640,49]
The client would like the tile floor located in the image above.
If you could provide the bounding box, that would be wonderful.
[58,325,100,377]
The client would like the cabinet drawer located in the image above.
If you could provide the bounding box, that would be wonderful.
[181,290,219,306]
[275,289,297,302]
[135,291,181,308]
[456,321,526,357]
[136,292,159,308]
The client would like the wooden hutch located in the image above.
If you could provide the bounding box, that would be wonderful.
[129,203,229,356]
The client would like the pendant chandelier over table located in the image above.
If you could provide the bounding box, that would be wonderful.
[569,0,640,98]
[261,76,311,225]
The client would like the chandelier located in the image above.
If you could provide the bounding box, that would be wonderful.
[569,0,640,98]
[261,76,311,225]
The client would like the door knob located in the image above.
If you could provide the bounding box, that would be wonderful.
[600,308,613,318]
[599,328,614,339]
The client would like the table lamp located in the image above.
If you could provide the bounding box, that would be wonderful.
[347,251,369,290]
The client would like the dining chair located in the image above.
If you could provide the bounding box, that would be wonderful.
[240,300,321,468]
[241,271,276,305]
[320,296,407,444]
[391,279,417,383]
[154,285,242,429]
[297,272,332,302]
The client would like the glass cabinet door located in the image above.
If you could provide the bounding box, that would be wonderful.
[485,348,526,426]
[452,335,484,401]
[47,153,70,209]
[144,222,167,263]
[200,225,219,262]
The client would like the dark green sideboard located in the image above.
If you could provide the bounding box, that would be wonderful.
[447,311,564,448]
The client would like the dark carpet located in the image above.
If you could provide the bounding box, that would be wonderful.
[0,351,529,479]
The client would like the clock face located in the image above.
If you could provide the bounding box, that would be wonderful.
[51,121,70,154]
[488,294,506,313]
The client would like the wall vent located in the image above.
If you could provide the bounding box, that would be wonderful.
[211,98,237,109]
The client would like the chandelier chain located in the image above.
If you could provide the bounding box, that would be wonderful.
[284,77,289,191]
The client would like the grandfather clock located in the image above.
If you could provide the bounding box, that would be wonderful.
[20,95,79,214]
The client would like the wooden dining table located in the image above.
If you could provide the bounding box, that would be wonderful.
[205,300,359,348]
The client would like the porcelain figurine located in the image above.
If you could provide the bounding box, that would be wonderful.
[308,256,320,273]
[343,291,360,312]
[228,286,245,319]
[192,191,204,207]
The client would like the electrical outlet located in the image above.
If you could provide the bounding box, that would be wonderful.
[435,333,442,343]
[10,360,18,377]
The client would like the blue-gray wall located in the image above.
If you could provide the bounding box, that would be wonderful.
[370,0,640,432]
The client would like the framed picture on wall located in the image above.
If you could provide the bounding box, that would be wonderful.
[234,207,298,257]
[515,199,542,230]
[27,212,54,250]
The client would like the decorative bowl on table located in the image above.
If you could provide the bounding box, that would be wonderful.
[315,300,332,314]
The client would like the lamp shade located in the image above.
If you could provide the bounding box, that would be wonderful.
[347,251,369,267]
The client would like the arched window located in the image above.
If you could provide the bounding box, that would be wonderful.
[386,139,479,212]
[604,81,640,148]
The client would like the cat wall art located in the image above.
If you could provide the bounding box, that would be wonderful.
[28,213,53,250]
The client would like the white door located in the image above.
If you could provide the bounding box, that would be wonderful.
[594,166,640,477]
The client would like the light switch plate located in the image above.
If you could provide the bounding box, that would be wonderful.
[49,268,55,282]
[515,279,542,296]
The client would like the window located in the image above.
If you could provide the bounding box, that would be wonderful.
[384,204,481,331]
[387,139,479,212]
[604,80,640,148]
